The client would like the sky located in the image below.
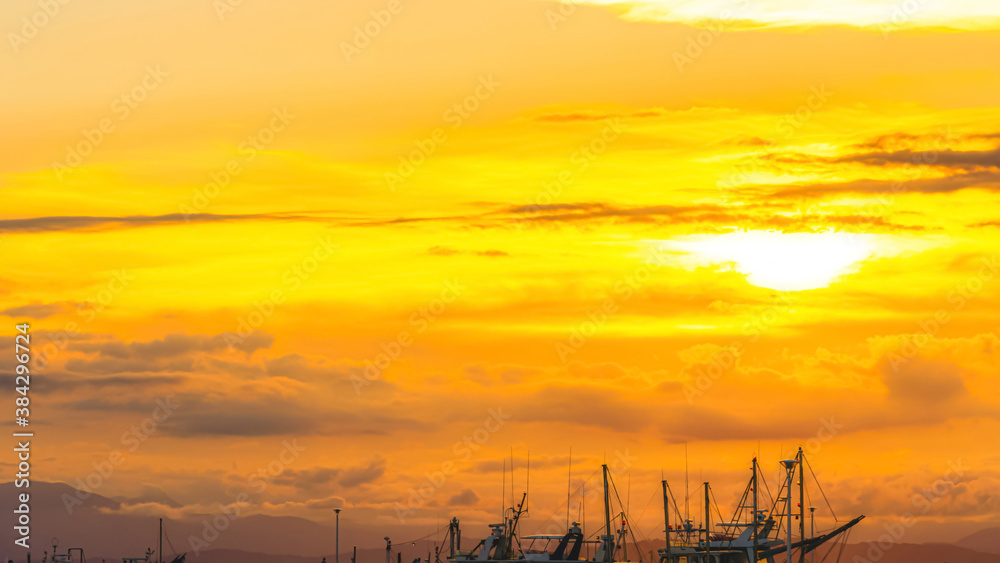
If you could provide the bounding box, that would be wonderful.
[2,0,1000,552]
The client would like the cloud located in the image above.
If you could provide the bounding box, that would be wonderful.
[427,246,510,258]
[505,203,608,214]
[339,456,387,487]
[881,358,968,404]
[850,131,959,151]
[428,246,461,256]
[113,485,182,508]
[91,331,273,360]
[447,488,480,506]
[271,467,343,492]
[0,213,321,234]
[769,171,1000,198]
[533,109,663,123]
[38,373,187,393]
[473,455,573,473]
[836,145,1000,171]
[0,301,65,318]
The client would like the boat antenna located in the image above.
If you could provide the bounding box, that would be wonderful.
[511,447,515,514]
[526,450,530,514]
[502,457,506,522]
[567,447,573,529]
[684,443,690,522]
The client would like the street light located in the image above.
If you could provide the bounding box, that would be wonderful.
[808,507,817,563]
[780,459,797,563]
[385,537,392,563]
[335,509,342,563]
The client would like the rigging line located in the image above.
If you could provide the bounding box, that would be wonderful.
[396,524,451,546]
[804,455,838,522]
[626,473,631,538]
[837,527,853,563]
[664,481,685,528]
[709,487,727,529]
[758,466,776,508]
[163,527,178,557]
[817,526,840,563]
[632,486,663,540]
[708,487,735,552]
[607,473,643,563]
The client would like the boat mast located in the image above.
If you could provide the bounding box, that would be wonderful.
[704,483,711,563]
[797,448,805,563]
[603,464,613,563]
[752,458,758,563]
[662,480,672,561]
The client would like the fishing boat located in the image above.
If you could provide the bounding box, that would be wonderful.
[441,448,862,563]
[658,448,864,563]
[443,465,643,563]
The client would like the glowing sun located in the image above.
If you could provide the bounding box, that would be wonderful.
[658,230,876,291]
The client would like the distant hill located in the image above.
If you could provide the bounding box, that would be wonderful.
[3,482,999,563]
[0,482,340,559]
[957,527,1000,555]
[839,541,1000,563]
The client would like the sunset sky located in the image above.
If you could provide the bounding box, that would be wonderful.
[2,0,1000,553]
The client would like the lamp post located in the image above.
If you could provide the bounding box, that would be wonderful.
[780,460,797,563]
[385,537,392,563]
[334,509,341,563]
[808,507,816,563]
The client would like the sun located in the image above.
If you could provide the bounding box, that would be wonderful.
[657,229,876,291]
